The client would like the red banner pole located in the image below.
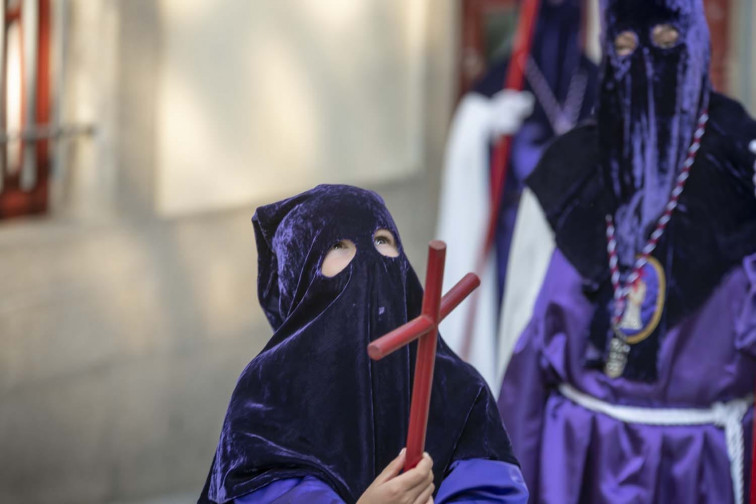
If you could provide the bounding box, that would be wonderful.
[461,0,542,360]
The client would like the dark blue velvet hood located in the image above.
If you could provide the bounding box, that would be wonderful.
[598,0,711,265]
[199,185,516,503]
[526,0,756,381]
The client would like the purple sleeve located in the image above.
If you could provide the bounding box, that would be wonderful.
[735,253,756,357]
[435,459,528,503]
[234,476,344,504]
[496,307,550,495]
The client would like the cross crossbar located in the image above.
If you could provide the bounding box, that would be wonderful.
[368,240,480,471]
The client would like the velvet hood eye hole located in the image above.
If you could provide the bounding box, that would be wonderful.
[373,228,400,258]
[650,23,681,50]
[613,30,638,57]
[321,239,357,277]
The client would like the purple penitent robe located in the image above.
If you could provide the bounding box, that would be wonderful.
[500,249,756,502]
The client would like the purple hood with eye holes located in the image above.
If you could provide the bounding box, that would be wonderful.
[598,0,711,266]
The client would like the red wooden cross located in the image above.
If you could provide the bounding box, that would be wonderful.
[367,240,480,471]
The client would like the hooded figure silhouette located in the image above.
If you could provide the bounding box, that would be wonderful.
[499,0,756,502]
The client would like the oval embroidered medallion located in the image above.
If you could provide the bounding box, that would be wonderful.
[615,256,666,344]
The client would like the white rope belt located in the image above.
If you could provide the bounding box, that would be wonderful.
[558,383,752,504]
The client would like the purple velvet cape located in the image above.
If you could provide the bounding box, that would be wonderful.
[199,185,518,504]
[472,0,598,303]
[523,0,756,381]
[526,92,756,381]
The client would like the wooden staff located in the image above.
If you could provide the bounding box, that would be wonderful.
[461,0,543,360]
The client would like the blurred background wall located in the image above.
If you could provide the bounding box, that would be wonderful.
[0,1,455,502]
[0,1,753,503]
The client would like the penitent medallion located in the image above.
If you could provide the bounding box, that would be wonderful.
[604,256,666,378]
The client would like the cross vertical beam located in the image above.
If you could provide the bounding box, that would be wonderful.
[404,240,445,470]
[368,241,481,472]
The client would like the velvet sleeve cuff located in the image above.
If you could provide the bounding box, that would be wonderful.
[234,476,344,504]
[435,459,529,504]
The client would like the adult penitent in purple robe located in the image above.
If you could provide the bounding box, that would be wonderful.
[498,0,756,502]
[198,185,528,504]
